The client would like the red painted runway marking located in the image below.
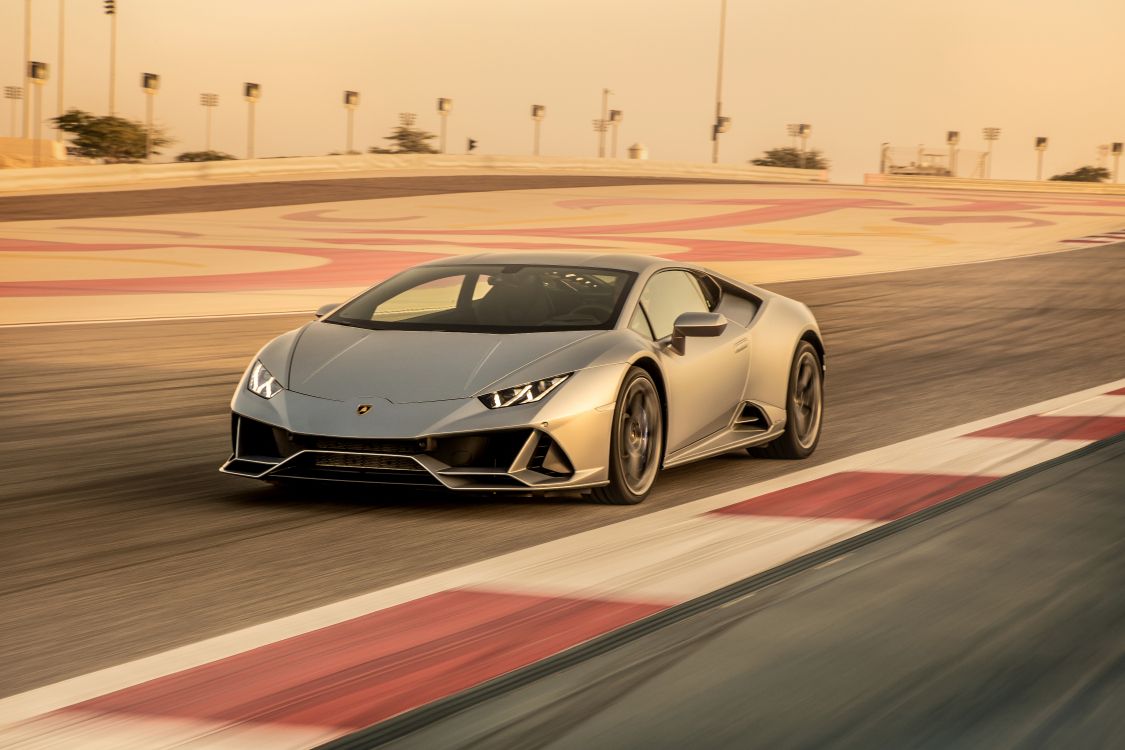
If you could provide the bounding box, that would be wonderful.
[1107,387,1125,396]
[967,415,1125,441]
[711,471,995,522]
[58,589,662,731]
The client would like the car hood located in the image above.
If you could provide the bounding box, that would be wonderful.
[286,322,603,403]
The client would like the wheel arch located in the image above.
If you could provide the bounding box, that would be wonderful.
[799,329,826,373]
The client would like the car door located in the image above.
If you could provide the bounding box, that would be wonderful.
[636,270,750,454]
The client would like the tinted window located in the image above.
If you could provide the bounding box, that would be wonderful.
[329,264,636,333]
[639,270,709,339]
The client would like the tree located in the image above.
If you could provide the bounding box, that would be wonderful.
[369,113,438,154]
[751,146,829,170]
[52,109,172,163]
[1049,165,1110,183]
[175,150,236,162]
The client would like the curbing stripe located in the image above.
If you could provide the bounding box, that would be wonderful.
[317,430,1125,749]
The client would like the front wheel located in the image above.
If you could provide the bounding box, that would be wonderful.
[749,341,823,459]
[590,367,664,505]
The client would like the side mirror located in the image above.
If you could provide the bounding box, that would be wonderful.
[315,303,341,319]
[670,312,728,355]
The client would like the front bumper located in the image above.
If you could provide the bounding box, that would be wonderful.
[220,365,622,491]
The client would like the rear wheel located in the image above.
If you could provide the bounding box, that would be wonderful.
[749,341,823,459]
[590,367,664,505]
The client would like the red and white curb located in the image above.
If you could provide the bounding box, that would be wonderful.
[2,380,1124,748]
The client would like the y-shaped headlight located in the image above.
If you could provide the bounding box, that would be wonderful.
[247,360,283,399]
[479,373,571,409]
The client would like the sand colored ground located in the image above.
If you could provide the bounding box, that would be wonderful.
[2,181,1123,324]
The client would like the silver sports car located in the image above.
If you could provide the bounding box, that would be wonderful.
[222,253,824,504]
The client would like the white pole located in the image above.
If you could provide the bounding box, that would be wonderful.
[205,105,213,151]
[145,91,153,160]
[56,0,65,140]
[108,11,117,114]
[711,0,727,164]
[598,88,609,157]
[22,0,32,138]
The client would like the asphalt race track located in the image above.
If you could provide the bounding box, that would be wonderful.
[3,231,1123,703]
[2,174,1125,746]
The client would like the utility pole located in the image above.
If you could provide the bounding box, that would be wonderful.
[530,104,545,156]
[597,88,611,157]
[711,0,728,163]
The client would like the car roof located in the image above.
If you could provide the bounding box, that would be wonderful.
[421,252,684,274]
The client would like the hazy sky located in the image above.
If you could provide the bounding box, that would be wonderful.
[4,0,1124,182]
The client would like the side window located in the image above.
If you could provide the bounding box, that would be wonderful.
[639,270,709,339]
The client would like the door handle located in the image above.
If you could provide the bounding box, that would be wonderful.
[733,337,749,353]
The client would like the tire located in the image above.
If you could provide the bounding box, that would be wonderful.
[748,341,823,459]
[590,367,664,505]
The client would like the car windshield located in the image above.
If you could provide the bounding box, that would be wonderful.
[327,264,636,333]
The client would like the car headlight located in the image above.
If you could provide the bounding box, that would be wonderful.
[479,373,571,409]
[247,360,283,399]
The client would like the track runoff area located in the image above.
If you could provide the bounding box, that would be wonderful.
[1,176,1124,746]
[1,381,1123,747]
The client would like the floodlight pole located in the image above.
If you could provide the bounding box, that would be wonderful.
[108,8,118,114]
[56,0,65,140]
[1113,143,1122,183]
[22,0,32,137]
[200,93,218,151]
[531,104,545,156]
[5,87,22,138]
[1034,137,1048,180]
[711,0,728,163]
[436,98,452,154]
[609,110,622,158]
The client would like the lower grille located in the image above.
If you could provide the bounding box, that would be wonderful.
[314,454,419,470]
[311,437,425,454]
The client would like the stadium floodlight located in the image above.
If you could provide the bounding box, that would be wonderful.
[343,90,359,153]
[798,123,812,167]
[1111,142,1122,183]
[105,0,118,114]
[28,62,48,167]
[141,73,159,161]
[244,83,261,159]
[1034,136,1048,180]
[981,127,1001,178]
[436,97,452,153]
[200,93,219,151]
[608,109,624,158]
[531,104,546,155]
[947,130,960,176]
[4,86,22,139]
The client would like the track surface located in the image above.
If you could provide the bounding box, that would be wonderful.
[3,242,1123,699]
[0,174,755,222]
[381,436,1125,750]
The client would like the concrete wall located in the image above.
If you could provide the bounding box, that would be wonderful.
[0,137,68,168]
[0,153,828,192]
[865,172,1125,195]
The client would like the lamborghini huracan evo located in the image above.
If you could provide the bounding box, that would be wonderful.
[222,253,824,504]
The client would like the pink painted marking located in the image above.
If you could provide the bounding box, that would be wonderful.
[712,471,996,521]
[58,590,663,730]
[1107,387,1125,396]
[967,415,1125,441]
